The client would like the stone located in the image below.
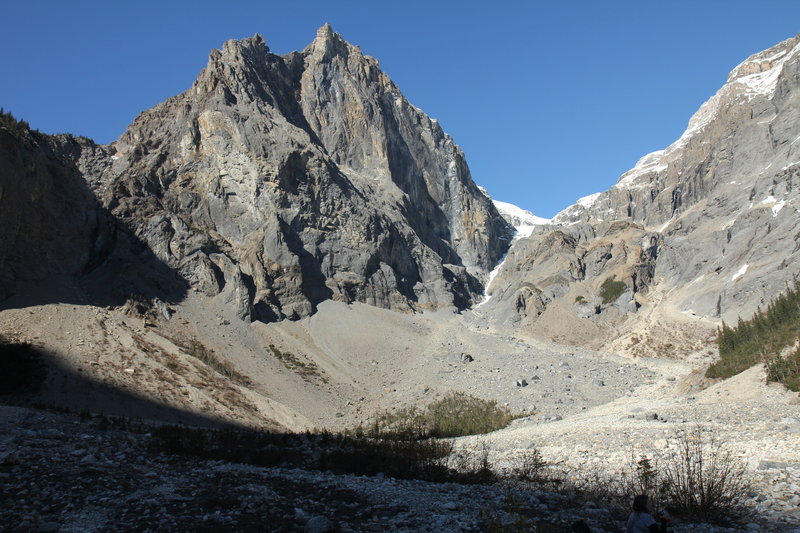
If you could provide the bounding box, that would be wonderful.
[516,379,528,387]
[304,516,335,533]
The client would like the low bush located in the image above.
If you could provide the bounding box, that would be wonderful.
[182,339,249,385]
[599,276,627,304]
[149,424,495,484]
[765,345,800,392]
[559,426,751,525]
[361,391,517,440]
[505,448,557,485]
[268,344,324,381]
[660,427,750,521]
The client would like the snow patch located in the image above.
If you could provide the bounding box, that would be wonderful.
[759,196,788,216]
[476,258,505,308]
[514,225,536,239]
[616,150,668,188]
[476,201,551,309]
[731,264,748,282]
[732,38,800,98]
[657,219,673,233]
[577,192,602,209]
[737,63,785,97]
[493,200,550,227]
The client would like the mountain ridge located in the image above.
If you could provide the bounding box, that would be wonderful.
[481,33,800,356]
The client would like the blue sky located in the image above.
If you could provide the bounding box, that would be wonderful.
[2,1,799,218]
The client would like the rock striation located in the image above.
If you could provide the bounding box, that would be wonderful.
[483,35,800,344]
[1,26,512,319]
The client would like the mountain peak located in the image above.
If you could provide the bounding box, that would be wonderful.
[316,23,334,39]
[306,23,353,61]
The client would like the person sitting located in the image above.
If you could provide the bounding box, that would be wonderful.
[626,494,661,533]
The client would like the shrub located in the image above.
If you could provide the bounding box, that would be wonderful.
[660,426,751,522]
[599,276,627,304]
[362,392,517,440]
[149,424,491,484]
[182,339,249,385]
[268,344,324,381]
[765,346,800,391]
[448,439,496,483]
[555,427,750,525]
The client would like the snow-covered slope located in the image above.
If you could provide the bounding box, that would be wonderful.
[492,199,550,238]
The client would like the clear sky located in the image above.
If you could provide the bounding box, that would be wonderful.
[2,1,799,218]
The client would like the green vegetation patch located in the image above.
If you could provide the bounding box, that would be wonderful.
[359,391,517,440]
[707,280,800,391]
[182,339,249,385]
[268,344,324,382]
[599,276,627,304]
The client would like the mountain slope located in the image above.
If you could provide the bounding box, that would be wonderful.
[482,34,800,354]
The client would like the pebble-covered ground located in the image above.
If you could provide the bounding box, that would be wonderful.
[2,403,798,533]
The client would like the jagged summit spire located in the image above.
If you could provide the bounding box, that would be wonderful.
[306,23,351,60]
[316,23,334,39]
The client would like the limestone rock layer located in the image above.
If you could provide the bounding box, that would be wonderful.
[0,26,512,319]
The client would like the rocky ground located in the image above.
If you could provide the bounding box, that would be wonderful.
[2,401,798,533]
[2,294,800,532]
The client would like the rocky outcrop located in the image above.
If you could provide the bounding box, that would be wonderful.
[484,34,800,339]
[0,128,107,301]
[1,27,511,319]
[94,26,511,320]
[0,123,189,306]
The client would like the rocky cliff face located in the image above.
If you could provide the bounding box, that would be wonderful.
[0,128,110,301]
[484,35,800,346]
[1,26,512,319]
[0,126,183,305]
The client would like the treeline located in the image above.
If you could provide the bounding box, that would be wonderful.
[707,280,800,391]
[0,108,32,139]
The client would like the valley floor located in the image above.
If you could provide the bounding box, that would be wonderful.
[1,294,799,531]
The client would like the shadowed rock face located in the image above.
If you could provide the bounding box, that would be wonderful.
[3,26,510,319]
[0,127,186,306]
[486,34,800,333]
